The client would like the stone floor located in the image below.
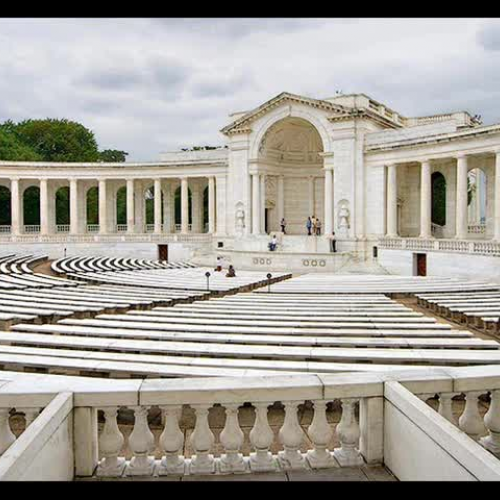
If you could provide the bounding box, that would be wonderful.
[77,464,396,481]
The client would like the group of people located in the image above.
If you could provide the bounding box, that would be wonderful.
[215,256,236,277]
[306,215,322,236]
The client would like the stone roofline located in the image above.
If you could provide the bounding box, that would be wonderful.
[365,121,500,152]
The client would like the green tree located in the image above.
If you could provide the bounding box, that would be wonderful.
[0,128,41,161]
[99,149,128,162]
[10,118,100,162]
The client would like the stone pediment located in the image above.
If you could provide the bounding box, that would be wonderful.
[220,92,350,136]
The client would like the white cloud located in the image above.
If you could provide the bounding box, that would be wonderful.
[0,18,499,161]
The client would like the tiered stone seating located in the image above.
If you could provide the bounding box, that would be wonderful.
[6,290,499,379]
[416,290,500,335]
[59,267,292,293]
[51,256,195,274]
[261,274,500,295]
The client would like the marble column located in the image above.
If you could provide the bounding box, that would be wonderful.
[260,174,266,234]
[10,178,20,235]
[181,177,189,234]
[252,173,260,235]
[154,178,162,233]
[420,160,432,238]
[191,182,202,233]
[495,151,500,241]
[99,179,107,234]
[277,175,285,226]
[324,168,334,235]
[40,179,49,235]
[126,179,135,233]
[308,176,315,217]
[208,177,216,234]
[70,178,78,235]
[456,154,468,239]
[162,181,172,233]
[386,164,398,237]
[215,176,227,235]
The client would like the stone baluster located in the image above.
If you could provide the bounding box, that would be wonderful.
[458,391,486,441]
[278,401,306,469]
[189,404,215,474]
[417,393,435,404]
[438,393,457,424]
[306,400,335,468]
[219,403,246,473]
[96,407,126,477]
[333,398,363,466]
[480,390,500,457]
[158,405,185,475]
[0,408,15,456]
[249,402,277,472]
[126,406,156,476]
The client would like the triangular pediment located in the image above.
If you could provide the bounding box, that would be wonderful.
[220,92,350,135]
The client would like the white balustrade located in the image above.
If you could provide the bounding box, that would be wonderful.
[480,390,500,457]
[333,398,363,466]
[158,405,185,475]
[249,402,277,472]
[306,400,335,468]
[145,224,155,233]
[458,391,486,441]
[116,224,128,233]
[56,225,70,233]
[468,224,486,234]
[126,406,156,476]
[278,401,306,469]
[23,225,40,234]
[438,393,457,424]
[87,224,100,233]
[0,226,11,234]
[96,407,126,477]
[219,403,246,473]
[189,404,215,474]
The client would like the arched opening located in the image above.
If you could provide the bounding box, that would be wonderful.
[203,185,209,232]
[0,186,11,227]
[431,172,446,228]
[23,186,40,227]
[467,168,487,236]
[174,186,192,227]
[55,186,70,227]
[116,186,127,226]
[144,185,165,229]
[257,116,324,234]
[86,186,99,228]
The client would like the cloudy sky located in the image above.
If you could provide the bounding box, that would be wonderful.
[1,18,500,161]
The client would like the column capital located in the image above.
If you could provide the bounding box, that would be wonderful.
[455,152,469,160]
[492,147,500,156]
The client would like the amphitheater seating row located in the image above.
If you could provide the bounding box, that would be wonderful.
[416,291,500,335]
[261,274,500,294]
[0,284,209,329]
[0,252,48,274]
[60,267,292,293]
[6,292,499,379]
[51,256,196,274]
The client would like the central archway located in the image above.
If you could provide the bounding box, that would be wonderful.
[257,116,324,235]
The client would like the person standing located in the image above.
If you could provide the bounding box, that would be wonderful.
[329,231,337,253]
[280,218,286,234]
[215,256,222,272]
[316,218,322,236]
[306,217,312,236]
[311,215,317,236]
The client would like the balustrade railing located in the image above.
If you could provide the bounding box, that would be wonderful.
[468,224,486,235]
[0,368,499,480]
[23,225,40,234]
[379,236,500,257]
[87,225,100,233]
[0,226,11,234]
[175,223,193,233]
[56,225,70,233]
[116,224,128,233]
[145,224,155,233]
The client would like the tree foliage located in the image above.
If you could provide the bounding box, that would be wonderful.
[99,149,128,162]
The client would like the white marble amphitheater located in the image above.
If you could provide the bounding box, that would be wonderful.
[0,91,499,482]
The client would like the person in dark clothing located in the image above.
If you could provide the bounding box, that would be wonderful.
[226,265,236,277]
[330,231,337,253]
[306,217,312,236]
[280,218,286,234]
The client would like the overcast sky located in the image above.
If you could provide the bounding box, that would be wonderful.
[1,18,500,161]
